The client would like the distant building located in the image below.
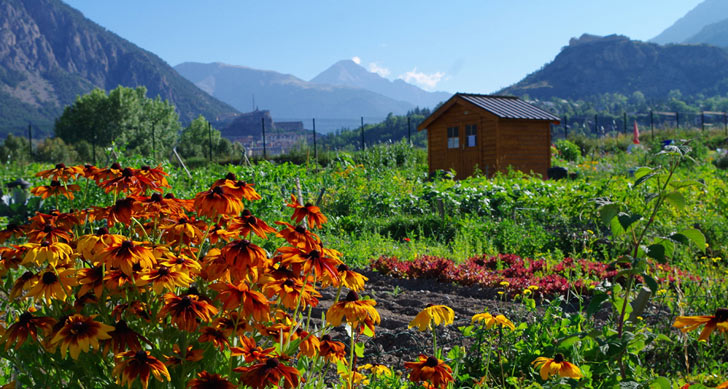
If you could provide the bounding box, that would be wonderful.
[417,93,560,179]
[223,110,274,139]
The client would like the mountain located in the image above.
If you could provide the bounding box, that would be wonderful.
[0,0,238,138]
[310,60,450,108]
[685,18,728,46]
[174,62,415,132]
[651,0,728,44]
[500,34,728,100]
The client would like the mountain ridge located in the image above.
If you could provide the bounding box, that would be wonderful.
[500,34,728,100]
[0,0,238,137]
[174,61,418,132]
[651,0,728,44]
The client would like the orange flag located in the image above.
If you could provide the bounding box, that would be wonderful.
[633,120,640,144]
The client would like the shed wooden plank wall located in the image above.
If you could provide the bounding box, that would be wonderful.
[482,117,497,176]
[497,119,551,178]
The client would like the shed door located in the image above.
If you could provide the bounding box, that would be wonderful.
[445,126,462,175]
[460,123,480,177]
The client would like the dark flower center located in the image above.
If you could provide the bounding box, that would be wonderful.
[70,320,88,335]
[164,193,176,199]
[132,263,142,272]
[716,308,728,322]
[141,165,150,171]
[307,250,320,259]
[50,180,61,187]
[55,163,66,169]
[425,356,439,367]
[240,239,251,246]
[43,224,53,233]
[115,320,130,332]
[157,266,170,276]
[178,218,188,224]
[150,193,163,202]
[265,358,280,369]
[304,203,313,208]
[110,163,121,169]
[96,227,109,235]
[121,240,134,251]
[41,240,51,247]
[225,172,236,180]
[554,353,565,363]
[337,264,349,272]
[42,271,58,284]
[134,350,148,362]
[20,271,34,281]
[283,279,295,288]
[84,164,93,169]
[212,186,224,195]
[321,334,332,341]
[425,303,434,308]
[241,209,252,217]
[180,296,192,308]
[345,290,359,302]
[295,225,307,234]
[122,168,134,178]
[18,312,33,324]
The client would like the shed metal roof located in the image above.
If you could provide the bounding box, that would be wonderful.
[457,93,561,121]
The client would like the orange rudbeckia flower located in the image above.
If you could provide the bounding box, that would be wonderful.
[98,239,157,276]
[2,311,55,350]
[404,355,454,389]
[234,357,300,389]
[35,163,83,181]
[194,185,243,219]
[672,308,728,341]
[532,354,583,380]
[158,292,218,332]
[275,221,321,249]
[227,209,276,239]
[26,268,77,303]
[51,314,114,359]
[210,281,270,321]
[113,350,170,389]
[319,334,347,363]
[30,180,81,199]
[326,291,380,330]
[22,241,73,266]
[137,265,193,294]
[409,304,454,331]
[187,371,236,389]
[287,194,327,229]
[220,239,269,281]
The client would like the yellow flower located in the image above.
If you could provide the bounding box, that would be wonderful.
[532,354,582,380]
[408,304,454,331]
[359,363,392,377]
[523,289,532,296]
[528,285,539,291]
[471,312,515,331]
[672,308,728,341]
[499,281,510,287]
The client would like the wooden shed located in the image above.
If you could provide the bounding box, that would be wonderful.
[417,93,560,179]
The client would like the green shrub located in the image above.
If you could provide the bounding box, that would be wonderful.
[554,139,582,161]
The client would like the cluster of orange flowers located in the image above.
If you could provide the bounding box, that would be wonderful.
[0,163,377,388]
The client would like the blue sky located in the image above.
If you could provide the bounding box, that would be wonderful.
[65,0,702,94]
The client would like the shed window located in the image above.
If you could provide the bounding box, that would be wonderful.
[447,127,459,149]
[466,124,477,147]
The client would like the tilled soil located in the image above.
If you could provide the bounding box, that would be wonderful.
[311,270,535,368]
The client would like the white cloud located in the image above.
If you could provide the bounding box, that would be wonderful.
[367,62,391,78]
[351,56,361,65]
[399,68,445,90]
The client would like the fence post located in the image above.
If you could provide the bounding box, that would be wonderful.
[261,117,267,159]
[701,112,705,131]
[208,121,213,161]
[650,111,654,141]
[151,121,156,161]
[564,115,568,138]
[407,116,411,144]
[27,122,32,159]
[675,111,679,129]
[92,127,96,165]
[312,118,317,160]
[360,116,364,150]
[594,114,598,137]
[725,112,727,136]
[623,112,627,134]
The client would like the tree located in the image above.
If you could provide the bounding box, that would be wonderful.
[177,115,233,160]
[54,86,180,157]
